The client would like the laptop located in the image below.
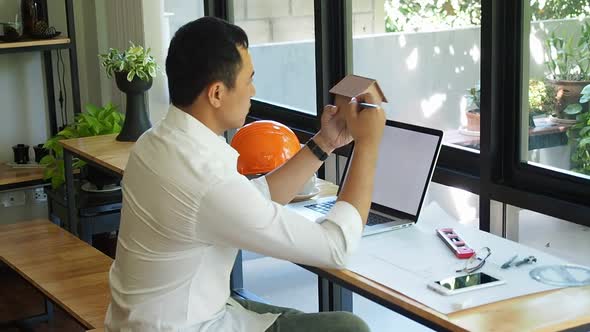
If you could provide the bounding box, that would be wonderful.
[287,120,443,236]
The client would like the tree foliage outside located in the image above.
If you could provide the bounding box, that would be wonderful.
[385,0,590,33]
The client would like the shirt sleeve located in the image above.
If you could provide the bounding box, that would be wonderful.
[196,175,362,269]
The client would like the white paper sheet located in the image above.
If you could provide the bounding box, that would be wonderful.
[347,202,572,314]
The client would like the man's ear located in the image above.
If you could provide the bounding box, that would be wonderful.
[207,81,225,108]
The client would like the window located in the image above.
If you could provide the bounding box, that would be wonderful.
[143,0,204,122]
[521,1,590,179]
[352,0,482,151]
[232,0,317,114]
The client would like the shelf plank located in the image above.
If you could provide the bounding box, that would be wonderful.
[0,162,45,188]
[0,37,70,50]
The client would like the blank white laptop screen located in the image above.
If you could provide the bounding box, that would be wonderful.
[371,126,442,216]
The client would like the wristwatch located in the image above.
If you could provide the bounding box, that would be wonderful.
[306,138,329,161]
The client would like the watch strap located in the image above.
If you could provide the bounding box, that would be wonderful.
[306,138,329,161]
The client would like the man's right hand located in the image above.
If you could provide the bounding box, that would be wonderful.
[344,93,386,148]
[337,92,386,227]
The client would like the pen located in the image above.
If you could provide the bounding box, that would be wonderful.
[359,102,379,109]
[501,255,518,269]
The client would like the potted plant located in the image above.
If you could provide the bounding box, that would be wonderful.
[568,84,590,176]
[40,103,125,189]
[465,82,481,132]
[544,21,590,122]
[99,42,159,142]
[528,79,557,127]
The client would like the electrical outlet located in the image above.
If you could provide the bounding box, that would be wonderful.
[33,187,47,202]
[1,191,26,208]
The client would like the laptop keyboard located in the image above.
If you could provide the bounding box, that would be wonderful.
[305,201,393,226]
[366,213,393,226]
[305,201,335,214]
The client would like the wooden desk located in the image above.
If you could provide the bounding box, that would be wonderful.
[59,135,132,234]
[0,220,112,329]
[310,182,590,331]
[57,136,590,331]
[0,162,45,191]
[60,134,133,176]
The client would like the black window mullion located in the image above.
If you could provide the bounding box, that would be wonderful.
[314,0,351,114]
[204,0,233,22]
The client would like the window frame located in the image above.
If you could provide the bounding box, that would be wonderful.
[485,0,590,228]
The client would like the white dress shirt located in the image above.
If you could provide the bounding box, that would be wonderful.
[104,105,363,332]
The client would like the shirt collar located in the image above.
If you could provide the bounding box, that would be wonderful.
[164,105,239,164]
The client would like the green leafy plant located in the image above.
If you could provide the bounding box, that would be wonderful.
[40,103,125,188]
[569,84,590,175]
[465,82,481,112]
[99,42,159,82]
[530,0,590,21]
[544,22,590,81]
[529,79,556,115]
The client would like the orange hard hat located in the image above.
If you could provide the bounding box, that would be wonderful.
[231,120,301,175]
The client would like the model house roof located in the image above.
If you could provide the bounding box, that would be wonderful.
[329,74,388,103]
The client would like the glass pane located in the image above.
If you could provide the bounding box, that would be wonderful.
[506,206,590,267]
[164,0,204,45]
[352,0,482,152]
[522,1,590,179]
[233,0,317,114]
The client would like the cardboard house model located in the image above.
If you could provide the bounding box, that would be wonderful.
[329,74,388,109]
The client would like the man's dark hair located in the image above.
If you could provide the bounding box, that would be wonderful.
[166,17,249,107]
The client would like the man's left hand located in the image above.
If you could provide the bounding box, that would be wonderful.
[316,105,353,151]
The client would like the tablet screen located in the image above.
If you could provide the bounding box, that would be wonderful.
[436,272,499,290]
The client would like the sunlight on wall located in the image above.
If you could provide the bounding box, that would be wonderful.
[420,93,447,118]
[460,96,468,126]
[398,34,407,48]
[451,186,477,223]
[529,28,545,65]
[469,44,480,63]
[448,45,455,55]
[434,46,441,54]
[406,48,418,70]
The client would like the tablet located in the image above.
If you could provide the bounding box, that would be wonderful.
[427,272,505,296]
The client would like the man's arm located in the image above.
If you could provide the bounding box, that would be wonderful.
[265,133,334,205]
[336,94,386,225]
[265,104,348,205]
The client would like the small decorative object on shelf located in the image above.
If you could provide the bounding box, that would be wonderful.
[12,143,29,164]
[0,0,23,42]
[33,143,48,163]
[99,42,159,142]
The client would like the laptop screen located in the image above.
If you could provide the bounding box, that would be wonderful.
[342,121,443,222]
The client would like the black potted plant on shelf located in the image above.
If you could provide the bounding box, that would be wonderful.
[99,42,159,142]
[40,103,125,189]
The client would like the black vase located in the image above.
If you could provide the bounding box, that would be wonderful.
[12,144,29,164]
[115,72,152,142]
[33,143,48,163]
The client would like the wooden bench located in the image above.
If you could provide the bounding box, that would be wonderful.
[0,219,112,330]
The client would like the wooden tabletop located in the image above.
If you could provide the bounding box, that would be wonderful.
[0,162,45,187]
[311,181,590,332]
[0,220,112,329]
[60,134,134,176]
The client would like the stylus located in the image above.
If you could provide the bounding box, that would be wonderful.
[359,102,379,109]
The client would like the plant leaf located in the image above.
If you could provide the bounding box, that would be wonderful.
[564,103,583,115]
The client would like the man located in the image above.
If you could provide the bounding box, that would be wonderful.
[105,17,385,332]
